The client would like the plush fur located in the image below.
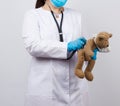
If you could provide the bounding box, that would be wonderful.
[74,32,112,81]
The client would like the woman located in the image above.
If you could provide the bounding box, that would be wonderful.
[22,0,90,106]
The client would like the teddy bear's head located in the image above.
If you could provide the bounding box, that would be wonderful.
[94,32,112,49]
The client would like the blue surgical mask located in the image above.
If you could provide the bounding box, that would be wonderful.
[50,0,68,8]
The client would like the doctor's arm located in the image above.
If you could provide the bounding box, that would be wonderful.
[22,10,68,59]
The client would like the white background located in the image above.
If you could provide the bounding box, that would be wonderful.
[0,0,120,106]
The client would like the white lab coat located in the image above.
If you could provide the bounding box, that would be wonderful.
[22,7,89,106]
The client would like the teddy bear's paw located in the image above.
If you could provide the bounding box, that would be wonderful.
[85,56,91,61]
[75,69,85,78]
[86,51,94,57]
[84,71,93,81]
[89,52,94,57]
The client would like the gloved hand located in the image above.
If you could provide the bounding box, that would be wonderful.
[91,48,99,60]
[67,37,87,52]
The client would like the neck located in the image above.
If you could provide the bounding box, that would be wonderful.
[42,1,64,14]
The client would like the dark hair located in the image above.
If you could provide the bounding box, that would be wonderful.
[35,0,46,8]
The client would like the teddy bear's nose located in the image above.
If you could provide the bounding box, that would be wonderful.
[107,45,109,47]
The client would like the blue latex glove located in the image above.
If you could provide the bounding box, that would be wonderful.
[91,48,99,60]
[67,37,87,52]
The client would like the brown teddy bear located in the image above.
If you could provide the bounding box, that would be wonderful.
[74,32,112,81]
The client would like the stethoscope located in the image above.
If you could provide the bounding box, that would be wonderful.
[47,4,76,60]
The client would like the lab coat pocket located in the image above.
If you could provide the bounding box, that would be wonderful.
[27,58,53,98]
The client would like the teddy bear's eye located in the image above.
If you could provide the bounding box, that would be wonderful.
[99,37,104,41]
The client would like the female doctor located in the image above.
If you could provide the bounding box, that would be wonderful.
[22,0,97,106]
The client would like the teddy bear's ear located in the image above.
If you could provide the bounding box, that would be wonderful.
[109,33,112,38]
